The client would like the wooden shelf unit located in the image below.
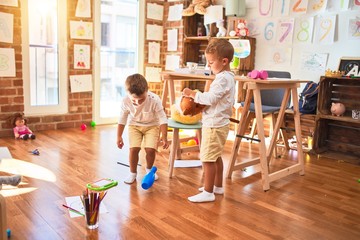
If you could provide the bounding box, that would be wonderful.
[313,76,360,163]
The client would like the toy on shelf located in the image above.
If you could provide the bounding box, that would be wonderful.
[216,20,227,37]
[331,102,346,116]
[325,69,344,77]
[236,19,249,37]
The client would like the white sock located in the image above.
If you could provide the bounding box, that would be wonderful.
[146,168,159,181]
[124,172,137,184]
[198,186,224,195]
[188,190,215,203]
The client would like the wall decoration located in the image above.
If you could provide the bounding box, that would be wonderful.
[268,47,292,66]
[301,52,328,72]
[147,3,163,21]
[70,20,93,40]
[146,24,163,41]
[168,4,183,21]
[70,74,93,93]
[74,44,90,69]
[294,16,314,44]
[261,20,277,45]
[314,14,336,44]
[258,0,273,17]
[145,67,162,82]
[0,48,16,77]
[276,18,295,44]
[351,0,360,10]
[167,29,178,51]
[338,57,360,76]
[0,0,18,7]
[348,16,360,40]
[272,0,291,17]
[75,0,91,18]
[328,0,350,11]
[165,55,180,71]
[148,42,160,64]
[307,0,328,14]
[0,12,13,43]
[290,0,309,15]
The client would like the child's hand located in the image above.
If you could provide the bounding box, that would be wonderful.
[182,88,195,98]
[160,137,169,149]
[117,137,124,149]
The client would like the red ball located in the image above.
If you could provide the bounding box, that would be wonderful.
[80,123,87,130]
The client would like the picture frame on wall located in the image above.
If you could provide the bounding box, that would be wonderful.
[338,57,360,76]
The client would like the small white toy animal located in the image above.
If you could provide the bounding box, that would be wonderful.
[216,20,227,37]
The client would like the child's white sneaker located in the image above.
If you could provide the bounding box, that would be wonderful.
[198,186,224,195]
[188,191,215,203]
[124,172,137,184]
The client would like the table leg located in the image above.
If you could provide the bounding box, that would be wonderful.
[291,87,305,176]
[226,89,253,179]
[253,88,270,191]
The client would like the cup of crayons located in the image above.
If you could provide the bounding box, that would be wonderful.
[82,178,118,230]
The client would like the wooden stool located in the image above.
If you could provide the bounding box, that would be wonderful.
[168,119,202,177]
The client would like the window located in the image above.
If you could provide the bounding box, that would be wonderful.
[21,0,68,115]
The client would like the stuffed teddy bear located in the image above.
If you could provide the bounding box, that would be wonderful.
[180,95,206,116]
[11,112,36,140]
[182,0,213,16]
[236,19,249,37]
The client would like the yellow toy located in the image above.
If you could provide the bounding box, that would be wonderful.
[182,0,213,16]
[171,104,202,124]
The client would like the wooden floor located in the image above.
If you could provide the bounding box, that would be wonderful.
[0,125,359,240]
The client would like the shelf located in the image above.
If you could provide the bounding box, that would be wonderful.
[184,36,242,42]
[316,114,360,124]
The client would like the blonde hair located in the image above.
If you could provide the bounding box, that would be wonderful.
[125,74,148,96]
[205,39,234,62]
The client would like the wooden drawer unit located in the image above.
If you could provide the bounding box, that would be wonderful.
[313,76,360,163]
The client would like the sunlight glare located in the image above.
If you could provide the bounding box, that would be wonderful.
[0,158,57,182]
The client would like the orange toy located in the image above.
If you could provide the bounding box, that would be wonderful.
[180,96,206,116]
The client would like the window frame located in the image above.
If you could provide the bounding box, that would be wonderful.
[21,0,68,116]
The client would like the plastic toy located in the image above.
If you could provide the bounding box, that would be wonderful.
[81,123,87,130]
[171,104,202,125]
[248,70,268,79]
[331,102,346,116]
[187,139,197,146]
[30,149,40,155]
[216,20,227,37]
[7,229,11,238]
[87,178,118,191]
[90,121,96,127]
[141,166,157,190]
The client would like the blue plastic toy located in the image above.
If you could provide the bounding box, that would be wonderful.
[7,228,11,237]
[141,166,157,190]
[30,149,40,155]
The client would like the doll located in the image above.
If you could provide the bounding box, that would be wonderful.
[12,112,36,140]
